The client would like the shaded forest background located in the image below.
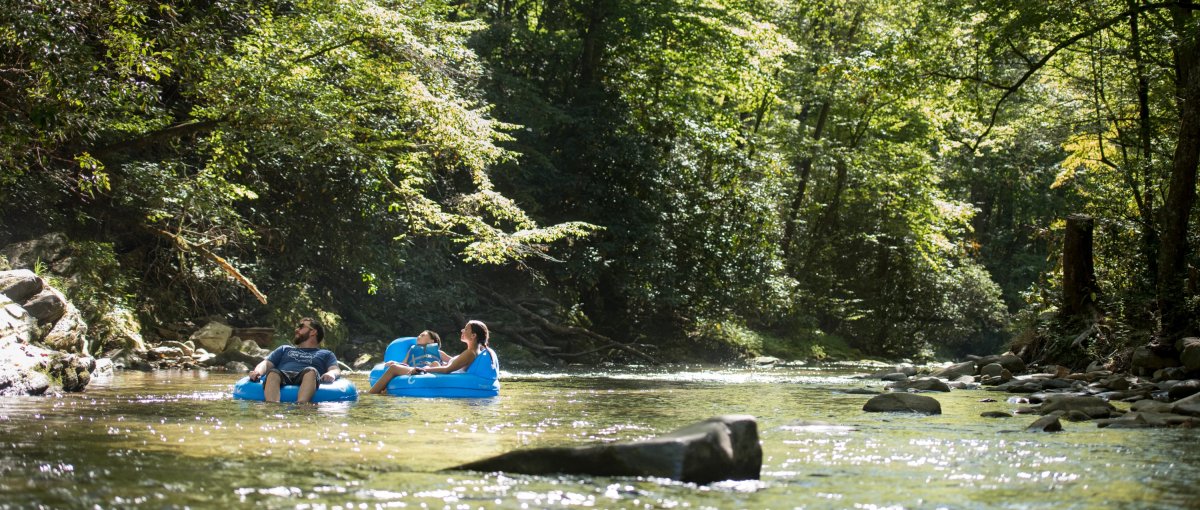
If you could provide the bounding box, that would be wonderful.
[1,0,1197,367]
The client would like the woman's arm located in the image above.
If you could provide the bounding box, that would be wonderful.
[424,349,477,374]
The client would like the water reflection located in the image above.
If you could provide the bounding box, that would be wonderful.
[0,367,1198,508]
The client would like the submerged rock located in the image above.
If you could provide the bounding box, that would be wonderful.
[1026,414,1063,432]
[1037,395,1118,420]
[862,393,942,414]
[452,415,761,484]
[842,388,883,395]
[889,377,951,392]
[1097,411,1200,428]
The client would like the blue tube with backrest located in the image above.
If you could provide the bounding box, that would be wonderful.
[368,337,500,398]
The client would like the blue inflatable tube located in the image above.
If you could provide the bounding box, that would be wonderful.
[231,376,358,402]
[369,337,500,398]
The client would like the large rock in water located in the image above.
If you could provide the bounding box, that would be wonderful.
[889,377,951,392]
[1037,395,1118,419]
[91,306,145,353]
[452,415,761,484]
[862,393,942,414]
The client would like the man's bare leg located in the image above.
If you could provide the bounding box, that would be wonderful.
[264,372,282,402]
[297,370,318,403]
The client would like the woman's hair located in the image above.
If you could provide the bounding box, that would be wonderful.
[466,320,489,347]
[420,330,441,344]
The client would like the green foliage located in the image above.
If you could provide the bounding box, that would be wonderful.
[470,0,800,349]
[756,318,858,362]
[1,0,594,346]
[932,0,1199,358]
[3,0,1188,365]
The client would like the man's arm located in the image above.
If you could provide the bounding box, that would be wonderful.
[248,359,274,381]
[249,346,284,381]
[320,353,341,382]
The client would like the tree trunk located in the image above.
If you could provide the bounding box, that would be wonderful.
[577,0,611,91]
[1157,7,1199,337]
[780,101,829,264]
[781,6,863,267]
[807,157,848,254]
[1130,0,1159,285]
[1063,214,1099,319]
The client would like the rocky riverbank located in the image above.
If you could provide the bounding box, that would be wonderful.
[1,269,98,396]
[0,270,356,395]
[853,352,1200,429]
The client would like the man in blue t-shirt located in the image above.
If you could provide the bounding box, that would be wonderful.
[247,317,341,402]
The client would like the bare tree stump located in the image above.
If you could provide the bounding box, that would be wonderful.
[1062,214,1098,319]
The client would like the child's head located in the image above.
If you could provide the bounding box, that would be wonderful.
[417,330,441,345]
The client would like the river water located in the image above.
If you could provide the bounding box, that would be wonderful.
[1,365,1197,509]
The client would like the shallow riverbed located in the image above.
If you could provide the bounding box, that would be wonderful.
[1,366,1197,509]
